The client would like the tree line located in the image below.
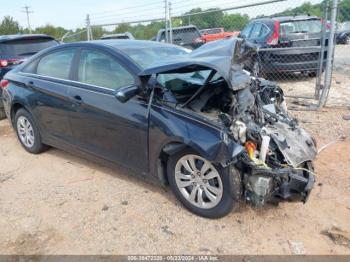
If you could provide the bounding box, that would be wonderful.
[0,0,349,41]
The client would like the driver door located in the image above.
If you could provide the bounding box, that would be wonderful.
[67,48,149,173]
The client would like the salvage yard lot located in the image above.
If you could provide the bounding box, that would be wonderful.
[1,46,350,255]
[0,104,350,254]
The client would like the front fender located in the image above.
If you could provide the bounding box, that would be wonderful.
[148,104,244,178]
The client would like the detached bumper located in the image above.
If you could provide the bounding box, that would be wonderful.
[275,170,315,203]
[244,159,316,206]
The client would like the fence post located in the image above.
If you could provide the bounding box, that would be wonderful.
[319,0,338,108]
[86,14,92,41]
[315,0,329,100]
[169,2,173,44]
[164,0,169,43]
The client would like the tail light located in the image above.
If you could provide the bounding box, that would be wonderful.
[0,60,8,67]
[0,79,9,89]
[0,59,20,68]
[267,21,280,46]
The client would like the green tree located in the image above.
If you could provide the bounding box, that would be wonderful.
[34,24,68,39]
[222,14,249,31]
[338,0,350,22]
[0,16,20,35]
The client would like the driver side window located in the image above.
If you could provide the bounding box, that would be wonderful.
[77,49,135,90]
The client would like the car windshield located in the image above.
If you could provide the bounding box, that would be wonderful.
[121,46,189,68]
[280,19,322,35]
[0,38,58,57]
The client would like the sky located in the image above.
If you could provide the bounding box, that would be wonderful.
[1,0,323,30]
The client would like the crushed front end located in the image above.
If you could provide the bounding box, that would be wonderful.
[228,78,317,206]
[140,38,317,207]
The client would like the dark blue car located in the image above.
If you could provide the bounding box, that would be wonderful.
[0,34,59,119]
[1,39,317,218]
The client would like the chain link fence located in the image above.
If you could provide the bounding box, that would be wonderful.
[80,0,349,107]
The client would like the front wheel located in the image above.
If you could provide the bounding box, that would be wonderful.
[167,149,241,218]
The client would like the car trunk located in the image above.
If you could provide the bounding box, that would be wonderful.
[278,18,324,47]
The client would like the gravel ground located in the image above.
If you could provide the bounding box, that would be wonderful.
[0,45,349,255]
[0,105,350,255]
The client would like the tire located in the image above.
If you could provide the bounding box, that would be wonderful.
[308,71,317,77]
[346,36,350,45]
[14,108,47,154]
[167,149,241,218]
[0,107,6,120]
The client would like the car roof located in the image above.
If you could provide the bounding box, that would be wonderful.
[253,15,320,23]
[158,25,199,32]
[0,34,55,43]
[88,39,184,49]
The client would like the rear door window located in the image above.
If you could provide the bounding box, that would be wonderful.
[260,24,270,37]
[36,49,75,79]
[77,49,135,90]
[0,38,58,58]
[250,23,262,38]
[240,23,254,38]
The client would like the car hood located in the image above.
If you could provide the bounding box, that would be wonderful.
[138,38,254,91]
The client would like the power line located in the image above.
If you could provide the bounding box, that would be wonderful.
[22,5,33,34]
[90,1,163,17]
[90,6,165,22]
[90,0,286,27]
[172,0,287,18]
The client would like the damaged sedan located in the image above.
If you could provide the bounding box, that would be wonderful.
[1,39,317,218]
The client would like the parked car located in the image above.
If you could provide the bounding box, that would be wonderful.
[336,21,350,44]
[199,28,239,43]
[1,39,316,218]
[239,15,327,77]
[155,25,203,49]
[0,34,59,119]
[100,32,135,40]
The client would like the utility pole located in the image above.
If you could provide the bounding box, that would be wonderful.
[86,14,93,41]
[22,5,33,34]
[169,2,173,44]
[164,0,168,43]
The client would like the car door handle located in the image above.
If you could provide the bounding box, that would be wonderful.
[72,95,83,105]
[26,81,35,89]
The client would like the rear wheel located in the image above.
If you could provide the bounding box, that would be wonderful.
[14,109,47,154]
[167,149,241,218]
[346,35,350,45]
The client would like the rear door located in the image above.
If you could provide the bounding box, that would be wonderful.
[67,48,149,172]
[20,48,76,143]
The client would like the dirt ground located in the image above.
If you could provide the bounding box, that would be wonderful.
[0,46,350,255]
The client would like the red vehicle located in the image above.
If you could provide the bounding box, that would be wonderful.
[199,28,240,43]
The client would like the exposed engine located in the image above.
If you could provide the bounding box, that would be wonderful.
[158,71,316,207]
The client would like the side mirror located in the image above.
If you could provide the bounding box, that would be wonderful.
[115,85,140,103]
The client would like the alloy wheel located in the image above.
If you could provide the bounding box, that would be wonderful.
[17,116,35,148]
[174,154,223,209]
